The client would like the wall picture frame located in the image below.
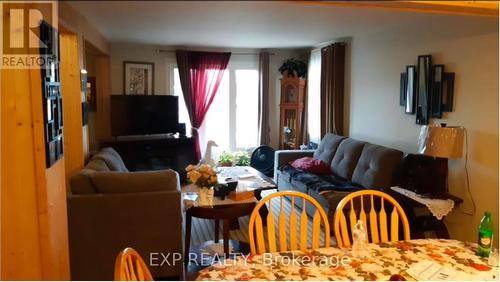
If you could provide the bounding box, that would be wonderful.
[416,55,432,125]
[431,64,444,118]
[86,76,97,111]
[405,65,416,114]
[399,55,455,122]
[400,72,407,106]
[123,61,155,95]
[442,72,455,112]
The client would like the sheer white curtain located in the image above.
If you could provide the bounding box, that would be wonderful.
[198,71,230,156]
[307,48,322,144]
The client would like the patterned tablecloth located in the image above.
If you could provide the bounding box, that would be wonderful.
[197,239,498,281]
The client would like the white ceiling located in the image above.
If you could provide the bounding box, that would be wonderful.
[68,1,498,49]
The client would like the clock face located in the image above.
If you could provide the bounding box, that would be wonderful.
[285,86,298,103]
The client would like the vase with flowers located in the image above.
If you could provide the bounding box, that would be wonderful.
[185,164,218,206]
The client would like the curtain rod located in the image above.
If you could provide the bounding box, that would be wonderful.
[156,49,275,55]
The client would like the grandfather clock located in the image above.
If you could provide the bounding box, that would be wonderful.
[279,72,306,149]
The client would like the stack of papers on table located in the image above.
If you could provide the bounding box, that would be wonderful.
[407,260,497,281]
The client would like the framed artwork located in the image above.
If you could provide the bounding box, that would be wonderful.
[399,72,407,106]
[123,61,155,95]
[404,65,416,114]
[416,55,432,125]
[431,64,444,118]
[399,55,455,122]
[86,77,97,111]
[442,72,455,112]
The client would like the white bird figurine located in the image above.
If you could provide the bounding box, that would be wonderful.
[200,140,218,166]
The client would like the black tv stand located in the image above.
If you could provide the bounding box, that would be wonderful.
[99,135,195,181]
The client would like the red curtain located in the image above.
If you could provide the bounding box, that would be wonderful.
[177,51,231,161]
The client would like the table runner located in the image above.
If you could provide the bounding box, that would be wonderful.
[197,239,498,281]
[391,186,455,220]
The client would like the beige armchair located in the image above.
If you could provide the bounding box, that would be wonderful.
[68,148,183,280]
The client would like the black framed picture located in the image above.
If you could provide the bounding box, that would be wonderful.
[400,73,407,106]
[431,65,444,118]
[398,55,455,122]
[416,55,432,125]
[404,65,416,114]
[442,72,455,112]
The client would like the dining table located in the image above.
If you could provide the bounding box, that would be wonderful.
[197,239,498,281]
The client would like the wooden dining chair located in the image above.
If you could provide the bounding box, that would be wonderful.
[248,191,330,255]
[114,247,153,281]
[333,190,410,248]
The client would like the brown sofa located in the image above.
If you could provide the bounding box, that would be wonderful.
[274,134,403,220]
[68,147,183,280]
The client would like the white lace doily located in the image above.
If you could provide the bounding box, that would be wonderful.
[391,187,455,220]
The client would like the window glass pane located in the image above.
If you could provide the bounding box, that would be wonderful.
[235,69,259,149]
[307,49,322,144]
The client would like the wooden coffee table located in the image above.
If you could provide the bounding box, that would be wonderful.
[183,166,276,261]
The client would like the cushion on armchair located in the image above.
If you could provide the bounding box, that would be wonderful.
[85,159,110,172]
[290,157,331,175]
[91,169,179,194]
[70,169,98,194]
[91,147,128,172]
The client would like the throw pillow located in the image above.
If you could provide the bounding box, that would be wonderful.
[290,157,331,175]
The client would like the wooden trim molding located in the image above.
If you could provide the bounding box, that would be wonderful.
[60,32,85,185]
[299,1,499,17]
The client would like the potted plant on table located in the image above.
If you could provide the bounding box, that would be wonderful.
[185,164,218,206]
[234,151,250,166]
[218,151,234,167]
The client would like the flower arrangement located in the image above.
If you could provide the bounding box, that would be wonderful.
[185,164,218,189]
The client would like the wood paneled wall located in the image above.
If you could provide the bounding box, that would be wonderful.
[1,67,70,280]
[1,68,44,280]
[39,160,69,279]
[1,19,70,280]
[60,32,85,184]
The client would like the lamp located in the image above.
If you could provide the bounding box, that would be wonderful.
[418,125,464,159]
[400,124,465,197]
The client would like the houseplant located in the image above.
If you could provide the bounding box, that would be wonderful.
[185,164,218,206]
[278,58,307,78]
[234,151,250,166]
[218,151,234,167]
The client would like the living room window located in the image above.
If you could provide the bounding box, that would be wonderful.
[173,56,259,155]
[307,48,322,144]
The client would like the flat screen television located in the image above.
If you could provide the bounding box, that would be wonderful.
[111,95,179,136]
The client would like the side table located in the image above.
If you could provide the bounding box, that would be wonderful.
[184,202,256,262]
[390,186,463,239]
[183,166,278,263]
